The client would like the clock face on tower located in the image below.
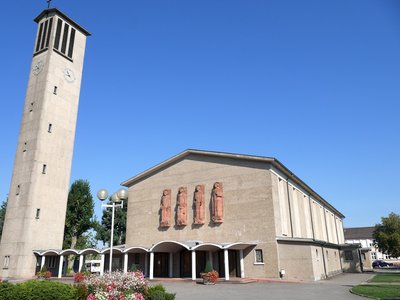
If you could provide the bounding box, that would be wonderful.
[63,68,76,82]
[32,60,44,75]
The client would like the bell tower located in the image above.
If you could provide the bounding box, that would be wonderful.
[0,8,90,278]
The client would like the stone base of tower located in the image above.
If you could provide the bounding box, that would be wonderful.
[0,253,38,279]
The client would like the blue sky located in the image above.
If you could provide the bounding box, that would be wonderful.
[0,0,399,228]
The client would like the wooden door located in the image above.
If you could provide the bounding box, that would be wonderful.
[154,253,169,277]
[180,250,191,278]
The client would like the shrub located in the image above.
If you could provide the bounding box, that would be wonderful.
[74,272,87,283]
[2,280,76,300]
[74,284,90,300]
[146,284,175,300]
[0,282,15,300]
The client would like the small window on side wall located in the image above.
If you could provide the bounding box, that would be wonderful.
[3,256,10,269]
[255,249,264,264]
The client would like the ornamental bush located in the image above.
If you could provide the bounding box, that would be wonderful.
[83,271,147,300]
[0,280,76,300]
[147,284,176,300]
[0,282,15,300]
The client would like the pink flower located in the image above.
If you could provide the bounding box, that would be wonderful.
[135,292,145,300]
[86,294,96,300]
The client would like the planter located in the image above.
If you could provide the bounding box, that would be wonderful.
[202,275,215,285]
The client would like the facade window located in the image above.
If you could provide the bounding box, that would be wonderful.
[255,249,264,264]
[53,86,58,95]
[48,123,52,133]
[371,252,377,260]
[362,253,366,260]
[3,256,10,269]
[316,249,319,261]
[36,208,41,219]
[16,184,21,195]
[42,164,47,174]
[23,142,27,152]
[344,251,353,261]
[30,102,34,112]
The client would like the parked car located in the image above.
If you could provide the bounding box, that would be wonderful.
[372,260,394,268]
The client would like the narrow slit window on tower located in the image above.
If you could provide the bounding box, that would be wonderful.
[23,142,27,152]
[61,23,70,54]
[53,86,58,95]
[36,209,41,219]
[54,19,63,50]
[42,164,47,174]
[67,28,76,58]
[16,185,20,195]
[40,20,49,50]
[35,22,44,52]
[45,18,53,48]
[30,102,34,112]
[48,123,52,133]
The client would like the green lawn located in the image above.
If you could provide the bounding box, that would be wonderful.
[370,274,400,283]
[352,284,400,299]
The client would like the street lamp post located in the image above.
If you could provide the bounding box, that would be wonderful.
[97,188,129,273]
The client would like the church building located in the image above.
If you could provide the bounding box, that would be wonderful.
[121,149,345,281]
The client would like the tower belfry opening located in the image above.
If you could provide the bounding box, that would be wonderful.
[0,8,90,279]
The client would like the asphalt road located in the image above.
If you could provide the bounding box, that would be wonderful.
[157,273,374,300]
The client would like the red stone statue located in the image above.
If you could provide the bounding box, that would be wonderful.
[212,182,223,223]
[177,186,187,226]
[194,184,205,224]
[160,189,171,227]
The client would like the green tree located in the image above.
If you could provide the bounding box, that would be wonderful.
[373,212,400,258]
[63,179,95,249]
[95,198,127,246]
[0,196,8,241]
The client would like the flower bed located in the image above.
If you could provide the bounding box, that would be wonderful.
[82,271,147,300]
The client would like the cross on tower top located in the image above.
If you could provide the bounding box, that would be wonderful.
[46,0,52,9]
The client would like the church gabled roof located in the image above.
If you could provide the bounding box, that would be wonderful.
[121,149,345,218]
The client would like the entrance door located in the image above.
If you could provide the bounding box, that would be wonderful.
[196,251,206,278]
[228,250,238,277]
[218,250,238,278]
[154,253,169,277]
[180,250,191,278]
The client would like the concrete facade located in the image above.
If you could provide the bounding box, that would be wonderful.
[122,150,345,281]
[0,9,89,279]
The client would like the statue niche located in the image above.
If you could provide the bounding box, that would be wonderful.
[177,186,187,226]
[160,189,171,227]
[194,184,205,225]
[212,182,223,223]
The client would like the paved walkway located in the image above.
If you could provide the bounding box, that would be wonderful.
[155,273,374,300]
